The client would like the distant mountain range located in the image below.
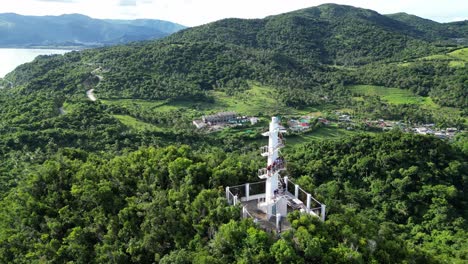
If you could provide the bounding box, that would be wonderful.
[386,12,468,42]
[0,13,186,48]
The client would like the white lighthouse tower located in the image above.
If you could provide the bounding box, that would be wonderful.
[226,116,326,232]
[257,117,288,219]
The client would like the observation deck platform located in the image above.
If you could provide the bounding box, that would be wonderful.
[226,177,325,233]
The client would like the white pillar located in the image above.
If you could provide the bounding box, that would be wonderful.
[226,187,230,203]
[284,176,288,192]
[276,213,281,232]
[265,117,279,205]
[233,195,238,205]
[295,184,299,198]
[245,183,250,201]
[242,206,247,218]
[321,204,326,221]
[306,193,311,213]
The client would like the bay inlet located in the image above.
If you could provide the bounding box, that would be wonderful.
[0,48,72,78]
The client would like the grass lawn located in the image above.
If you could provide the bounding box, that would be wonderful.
[448,47,468,61]
[398,48,468,68]
[418,47,468,67]
[449,61,465,68]
[285,127,366,146]
[113,114,164,131]
[209,84,302,116]
[349,85,428,105]
[102,98,181,112]
[348,85,463,121]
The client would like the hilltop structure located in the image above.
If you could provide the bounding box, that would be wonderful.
[193,111,258,129]
[226,117,325,233]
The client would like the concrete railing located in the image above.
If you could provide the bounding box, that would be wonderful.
[226,176,326,221]
[283,176,326,221]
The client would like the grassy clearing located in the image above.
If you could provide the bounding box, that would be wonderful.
[348,85,462,120]
[422,54,453,61]
[349,85,428,105]
[102,98,181,112]
[418,47,468,67]
[209,84,301,116]
[285,127,363,145]
[398,48,468,68]
[209,86,274,115]
[102,84,311,117]
[448,47,468,61]
[448,61,465,68]
[113,115,163,131]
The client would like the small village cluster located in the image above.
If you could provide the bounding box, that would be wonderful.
[288,113,461,139]
[192,111,461,139]
[192,111,259,130]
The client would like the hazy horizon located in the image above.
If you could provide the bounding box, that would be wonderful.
[0,0,466,27]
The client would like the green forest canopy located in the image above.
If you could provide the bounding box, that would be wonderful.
[0,3,467,263]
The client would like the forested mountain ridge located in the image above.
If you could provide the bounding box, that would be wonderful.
[386,12,468,42]
[0,13,186,47]
[4,4,467,108]
[168,4,440,65]
[0,4,467,263]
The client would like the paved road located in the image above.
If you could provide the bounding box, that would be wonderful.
[86,69,103,101]
[58,106,66,115]
[86,89,97,101]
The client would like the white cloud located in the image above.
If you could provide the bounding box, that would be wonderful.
[119,0,136,6]
[35,0,76,2]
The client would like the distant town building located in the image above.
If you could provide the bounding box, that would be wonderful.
[415,127,434,135]
[318,118,330,125]
[288,119,310,131]
[192,120,206,129]
[434,132,447,139]
[202,111,237,125]
[193,111,258,129]
[338,114,351,122]
[250,117,259,125]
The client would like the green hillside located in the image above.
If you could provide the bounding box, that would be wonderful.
[169,4,441,65]
[0,3,467,263]
[5,4,466,109]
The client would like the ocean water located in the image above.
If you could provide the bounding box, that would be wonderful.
[0,48,71,78]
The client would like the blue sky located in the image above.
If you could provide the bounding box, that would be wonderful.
[0,0,466,26]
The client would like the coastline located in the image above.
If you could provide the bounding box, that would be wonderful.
[0,45,94,50]
[0,48,75,78]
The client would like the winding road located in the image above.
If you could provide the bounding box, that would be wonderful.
[86,69,103,101]
[86,89,97,101]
